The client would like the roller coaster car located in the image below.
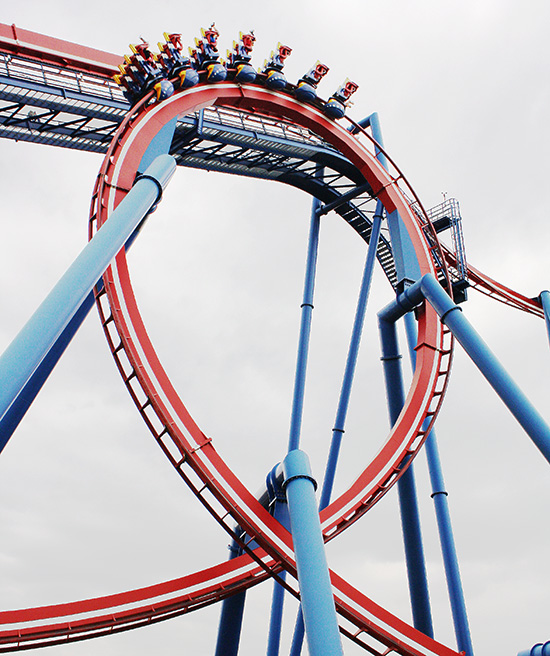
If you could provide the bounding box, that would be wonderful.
[261,43,292,90]
[295,60,329,102]
[113,67,142,104]
[129,42,165,86]
[324,79,359,119]
[157,33,199,89]
[190,23,227,83]
[227,31,257,83]
[113,41,175,104]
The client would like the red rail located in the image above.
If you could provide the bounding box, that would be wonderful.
[0,22,120,78]
[442,246,543,318]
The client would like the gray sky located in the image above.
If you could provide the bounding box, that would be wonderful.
[0,1,549,654]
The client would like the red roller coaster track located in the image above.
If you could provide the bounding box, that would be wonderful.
[0,23,544,656]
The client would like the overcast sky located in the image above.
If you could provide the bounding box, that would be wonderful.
[0,1,549,655]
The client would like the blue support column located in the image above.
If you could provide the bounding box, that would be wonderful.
[0,219,147,445]
[283,450,343,656]
[518,642,550,656]
[417,275,550,464]
[276,176,322,652]
[0,290,95,445]
[359,113,433,635]
[539,290,550,349]
[362,113,420,289]
[378,314,434,637]
[214,539,247,656]
[0,154,176,452]
[289,611,305,656]
[320,201,384,509]
[266,501,290,656]
[288,179,323,452]
[403,312,474,656]
[382,275,550,464]
[289,202,384,656]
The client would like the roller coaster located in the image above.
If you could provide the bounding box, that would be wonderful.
[0,22,548,656]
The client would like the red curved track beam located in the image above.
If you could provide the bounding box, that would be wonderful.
[443,246,543,318]
[0,83,458,656]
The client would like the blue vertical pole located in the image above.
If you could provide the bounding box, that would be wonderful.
[289,611,306,656]
[371,112,433,635]
[283,450,343,656]
[378,314,434,637]
[320,202,384,508]
[539,290,550,349]
[266,501,290,656]
[403,312,474,656]
[383,275,550,463]
[288,174,323,452]
[0,154,176,451]
[260,167,324,653]
[289,202,384,656]
[415,274,550,464]
[214,539,247,656]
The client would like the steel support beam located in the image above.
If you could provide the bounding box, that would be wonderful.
[518,642,550,656]
[0,154,176,452]
[288,170,323,452]
[403,312,474,656]
[381,274,550,465]
[214,539,247,656]
[367,112,433,638]
[283,450,343,656]
[378,312,434,637]
[266,501,290,656]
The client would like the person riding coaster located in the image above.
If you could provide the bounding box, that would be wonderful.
[295,60,329,102]
[324,78,359,119]
[227,31,257,83]
[114,39,173,103]
[157,33,199,89]
[261,43,292,90]
[190,23,227,83]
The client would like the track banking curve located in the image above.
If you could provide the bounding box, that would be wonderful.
[0,75,458,656]
[443,247,544,318]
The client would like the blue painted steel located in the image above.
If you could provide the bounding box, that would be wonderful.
[137,117,177,173]
[397,460,433,637]
[0,219,147,446]
[0,291,94,448]
[404,311,474,656]
[288,171,323,452]
[359,112,433,637]
[214,539,246,656]
[385,208,422,289]
[540,290,550,348]
[382,274,550,464]
[217,466,287,656]
[366,112,389,170]
[518,642,550,656]
[284,209,386,655]
[267,570,286,656]
[0,154,176,447]
[289,610,305,656]
[367,113,421,288]
[282,450,343,656]
[266,501,290,656]
[378,313,434,638]
[320,201,384,509]
[418,274,550,464]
